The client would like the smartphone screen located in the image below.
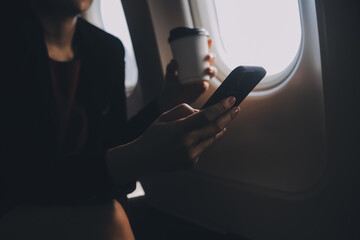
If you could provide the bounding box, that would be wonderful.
[201,66,266,109]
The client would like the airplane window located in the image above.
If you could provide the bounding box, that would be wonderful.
[190,0,302,90]
[214,0,301,76]
[100,0,138,96]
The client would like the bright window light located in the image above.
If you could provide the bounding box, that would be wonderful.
[100,0,138,96]
[127,181,145,199]
[214,0,301,76]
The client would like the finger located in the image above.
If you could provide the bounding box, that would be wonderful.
[202,80,210,90]
[166,59,177,72]
[192,81,209,92]
[184,96,237,129]
[204,53,215,65]
[186,106,239,145]
[205,66,217,79]
[195,106,239,141]
[158,103,196,122]
[188,127,226,160]
[208,38,213,49]
[165,59,178,80]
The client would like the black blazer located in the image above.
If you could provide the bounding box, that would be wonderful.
[0,11,159,214]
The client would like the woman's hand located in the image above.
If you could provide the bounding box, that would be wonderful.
[107,96,239,185]
[159,38,217,112]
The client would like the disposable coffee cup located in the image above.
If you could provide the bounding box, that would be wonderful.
[168,27,210,84]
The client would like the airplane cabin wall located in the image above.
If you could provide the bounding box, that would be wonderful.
[85,0,360,239]
[140,0,360,239]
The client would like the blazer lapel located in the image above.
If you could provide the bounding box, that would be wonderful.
[20,16,58,154]
[74,19,112,150]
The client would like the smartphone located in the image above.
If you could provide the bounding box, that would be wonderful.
[201,66,266,109]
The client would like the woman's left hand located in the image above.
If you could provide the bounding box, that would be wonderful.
[159,38,217,112]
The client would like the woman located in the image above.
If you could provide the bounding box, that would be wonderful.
[0,0,239,239]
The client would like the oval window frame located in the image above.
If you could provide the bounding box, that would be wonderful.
[189,0,304,92]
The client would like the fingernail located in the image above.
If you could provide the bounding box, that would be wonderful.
[203,81,209,89]
[228,97,236,106]
[216,128,227,139]
[232,107,240,118]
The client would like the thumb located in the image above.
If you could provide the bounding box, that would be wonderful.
[158,103,197,122]
[165,59,178,83]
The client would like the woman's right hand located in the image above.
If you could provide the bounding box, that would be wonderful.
[107,97,240,184]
